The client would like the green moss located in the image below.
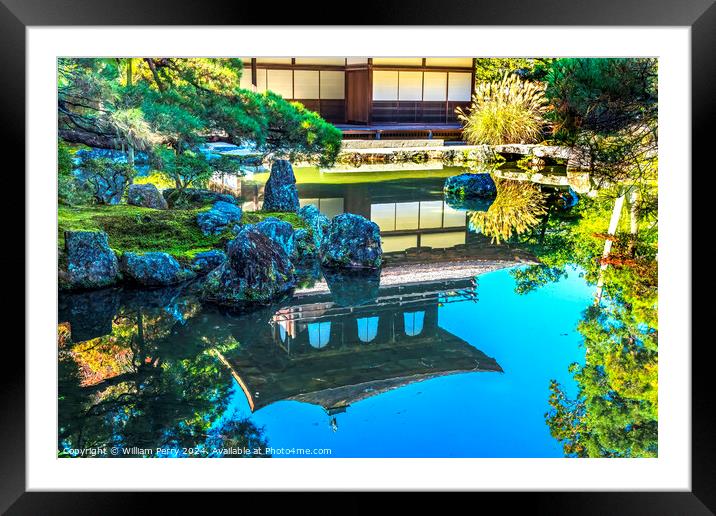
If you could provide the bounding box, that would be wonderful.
[241,211,307,229]
[58,204,307,263]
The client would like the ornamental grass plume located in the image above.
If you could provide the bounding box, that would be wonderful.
[468,178,547,244]
[456,73,549,145]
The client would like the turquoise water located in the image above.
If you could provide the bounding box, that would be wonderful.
[219,266,592,457]
[58,171,596,458]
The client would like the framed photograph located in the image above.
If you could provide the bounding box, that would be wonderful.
[5,0,713,511]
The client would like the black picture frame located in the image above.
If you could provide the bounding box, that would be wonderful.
[3,0,712,512]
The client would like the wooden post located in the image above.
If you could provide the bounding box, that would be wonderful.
[594,193,626,306]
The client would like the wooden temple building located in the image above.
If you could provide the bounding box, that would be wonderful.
[238,57,476,139]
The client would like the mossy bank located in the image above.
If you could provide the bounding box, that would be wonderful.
[58,204,307,266]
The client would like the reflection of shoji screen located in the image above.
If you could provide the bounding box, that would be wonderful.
[267,69,293,98]
[422,231,466,249]
[443,202,467,227]
[370,203,396,231]
[299,198,344,218]
[318,198,344,218]
[423,72,447,101]
[395,202,419,230]
[372,71,399,100]
[398,72,422,101]
[419,201,443,228]
[381,235,418,253]
[320,71,345,99]
[448,72,472,101]
[293,70,319,99]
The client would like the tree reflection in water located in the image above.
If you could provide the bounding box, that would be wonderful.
[58,287,269,458]
[467,178,548,244]
[513,187,659,457]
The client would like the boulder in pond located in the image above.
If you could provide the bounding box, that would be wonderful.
[197,201,243,235]
[163,188,237,209]
[254,217,295,257]
[120,252,196,287]
[293,228,318,262]
[191,249,227,275]
[298,204,330,248]
[444,192,494,212]
[262,159,300,212]
[127,183,168,210]
[444,173,497,198]
[200,226,296,308]
[321,213,382,270]
[63,231,120,290]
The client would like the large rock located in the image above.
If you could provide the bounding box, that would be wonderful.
[444,173,497,198]
[120,252,195,287]
[163,188,237,209]
[298,204,330,248]
[293,228,318,262]
[254,217,295,257]
[197,201,243,235]
[201,226,296,307]
[262,160,300,212]
[321,213,382,269]
[191,249,227,275]
[127,183,168,210]
[63,231,120,290]
[444,193,494,213]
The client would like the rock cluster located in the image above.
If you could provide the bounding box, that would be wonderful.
[197,201,243,235]
[163,188,237,209]
[120,252,195,287]
[443,173,497,198]
[200,226,296,307]
[262,160,300,212]
[191,249,227,275]
[320,213,382,270]
[63,231,120,290]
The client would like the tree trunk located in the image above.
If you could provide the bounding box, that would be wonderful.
[59,129,119,149]
[594,193,625,306]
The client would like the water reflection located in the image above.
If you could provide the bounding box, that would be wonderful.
[58,269,502,453]
[467,179,548,244]
[58,164,655,458]
[239,167,572,262]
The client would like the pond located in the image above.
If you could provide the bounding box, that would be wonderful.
[57,165,636,458]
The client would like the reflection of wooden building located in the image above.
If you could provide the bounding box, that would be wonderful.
[218,278,502,413]
[238,57,475,128]
[240,175,535,261]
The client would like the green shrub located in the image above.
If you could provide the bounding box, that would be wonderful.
[457,73,549,145]
[58,140,93,206]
